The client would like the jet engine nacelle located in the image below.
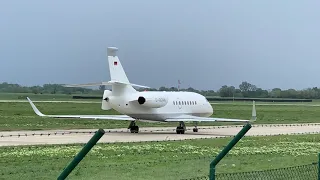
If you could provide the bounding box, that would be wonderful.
[102,90,112,110]
[136,95,168,108]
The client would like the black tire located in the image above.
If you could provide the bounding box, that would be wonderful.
[130,126,139,133]
[193,128,198,132]
[176,127,182,134]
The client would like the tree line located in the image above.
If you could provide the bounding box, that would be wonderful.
[0,82,102,95]
[0,81,319,99]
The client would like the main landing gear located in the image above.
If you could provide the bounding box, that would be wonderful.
[128,121,139,133]
[176,122,199,134]
[176,122,186,134]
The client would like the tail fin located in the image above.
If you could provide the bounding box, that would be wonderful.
[107,47,137,94]
[107,47,130,84]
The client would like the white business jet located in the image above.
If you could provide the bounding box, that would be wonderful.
[27,47,256,134]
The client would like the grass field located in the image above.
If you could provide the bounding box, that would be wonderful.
[0,134,319,179]
[2,100,320,131]
[0,93,102,101]
[0,93,73,100]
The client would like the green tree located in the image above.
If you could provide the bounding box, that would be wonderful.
[219,85,235,97]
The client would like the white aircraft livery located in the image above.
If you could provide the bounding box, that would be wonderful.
[27,47,256,134]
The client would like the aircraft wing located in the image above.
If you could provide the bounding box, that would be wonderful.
[26,97,135,121]
[165,116,255,122]
[165,101,257,123]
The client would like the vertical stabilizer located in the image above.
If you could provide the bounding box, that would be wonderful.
[107,47,130,84]
[107,47,136,94]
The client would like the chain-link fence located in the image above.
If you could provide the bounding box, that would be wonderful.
[216,163,318,180]
[183,163,318,180]
[181,175,209,180]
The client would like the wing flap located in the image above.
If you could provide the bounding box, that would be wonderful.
[27,97,134,121]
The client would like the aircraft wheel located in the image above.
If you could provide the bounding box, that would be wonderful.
[130,126,139,133]
[193,128,198,132]
[176,127,184,134]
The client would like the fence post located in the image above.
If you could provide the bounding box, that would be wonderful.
[57,128,105,180]
[318,153,320,180]
[209,123,252,180]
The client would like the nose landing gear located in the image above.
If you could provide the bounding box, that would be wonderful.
[193,121,198,132]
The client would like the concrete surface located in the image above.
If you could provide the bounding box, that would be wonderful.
[1,124,320,146]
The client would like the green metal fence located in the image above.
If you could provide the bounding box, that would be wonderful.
[216,163,318,180]
[183,123,319,180]
[184,163,318,180]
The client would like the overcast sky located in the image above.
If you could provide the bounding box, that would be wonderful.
[1,0,320,91]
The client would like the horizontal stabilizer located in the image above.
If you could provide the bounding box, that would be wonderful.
[63,82,107,87]
[63,81,150,89]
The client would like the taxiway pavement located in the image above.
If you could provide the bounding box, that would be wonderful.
[1,124,320,146]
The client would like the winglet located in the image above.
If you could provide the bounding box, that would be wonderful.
[251,101,257,121]
[26,97,46,117]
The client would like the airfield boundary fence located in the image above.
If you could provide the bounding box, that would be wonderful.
[184,163,318,180]
[215,163,318,180]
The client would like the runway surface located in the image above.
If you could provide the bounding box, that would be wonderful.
[1,123,320,147]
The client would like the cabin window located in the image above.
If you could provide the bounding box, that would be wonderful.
[179,101,181,105]
[187,101,189,105]
[192,101,194,105]
[173,101,175,105]
[195,101,197,105]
